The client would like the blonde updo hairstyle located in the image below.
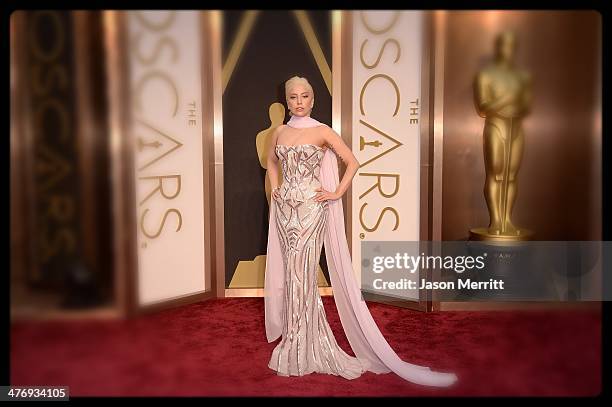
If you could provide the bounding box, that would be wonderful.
[285,76,314,116]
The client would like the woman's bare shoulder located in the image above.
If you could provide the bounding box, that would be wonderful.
[273,124,287,137]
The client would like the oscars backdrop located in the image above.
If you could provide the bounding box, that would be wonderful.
[127,11,207,305]
[351,11,425,302]
[222,11,333,289]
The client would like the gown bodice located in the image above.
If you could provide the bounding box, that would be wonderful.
[275,144,326,202]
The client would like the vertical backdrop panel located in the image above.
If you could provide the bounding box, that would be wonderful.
[127,11,206,305]
[352,11,424,301]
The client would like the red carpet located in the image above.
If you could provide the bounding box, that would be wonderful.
[11,297,601,396]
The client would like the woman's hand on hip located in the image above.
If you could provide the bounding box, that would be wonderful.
[314,187,340,202]
[272,186,281,202]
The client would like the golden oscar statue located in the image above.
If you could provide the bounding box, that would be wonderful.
[470,31,534,242]
[228,103,329,287]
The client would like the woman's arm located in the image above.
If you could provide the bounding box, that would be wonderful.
[315,126,360,202]
[266,126,282,191]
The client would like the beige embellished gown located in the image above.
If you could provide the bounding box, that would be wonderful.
[268,144,365,379]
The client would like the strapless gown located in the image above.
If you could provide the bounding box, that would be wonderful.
[268,144,364,379]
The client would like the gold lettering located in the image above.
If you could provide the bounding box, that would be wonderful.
[360,11,400,34]
[133,11,176,31]
[29,11,65,62]
[131,11,186,242]
[31,64,68,95]
[359,74,400,117]
[359,204,399,232]
[135,118,184,171]
[360,38,400,69]
[140,208,183,239]
[34,99,70,143]
[357,119,403,169]
[138,174,182,206]
[46,195,74,221]
[132,32,179,65]
[358,172,400,200]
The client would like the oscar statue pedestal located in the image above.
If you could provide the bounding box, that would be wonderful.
[464,235,556,302]
[468,227,535,300]
[469,227,534,242]
[464,239,532,301]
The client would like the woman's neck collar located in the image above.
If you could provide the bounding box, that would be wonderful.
[287,114,322,128]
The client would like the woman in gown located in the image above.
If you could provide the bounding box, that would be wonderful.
[264,76,457,387]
